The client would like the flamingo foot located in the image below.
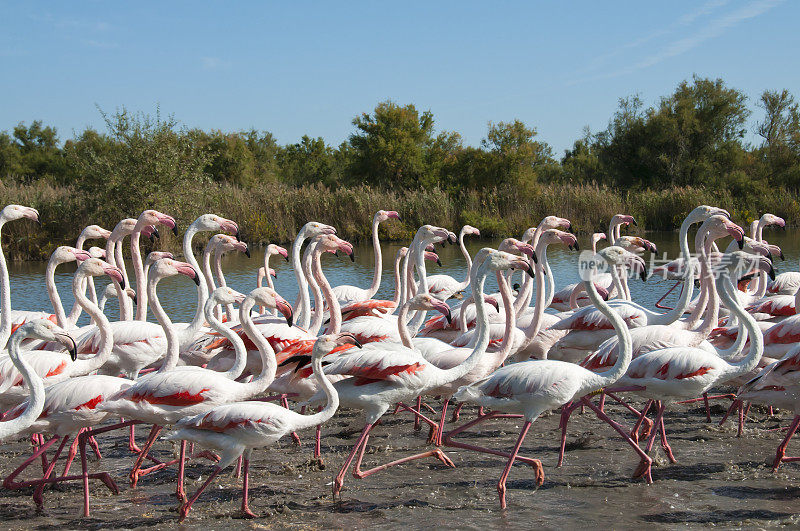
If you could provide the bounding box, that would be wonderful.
[632,457,653,482]
[433,449,456,468]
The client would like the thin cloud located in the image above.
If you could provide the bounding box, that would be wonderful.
[583,0,730,74]
[572,0,783,85]
[83,39,118,49]
[201,57,223,70]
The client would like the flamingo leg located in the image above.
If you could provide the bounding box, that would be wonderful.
[176,440,187,503]
[557,401,581,467]
[630,399,653,443]
[240,456,256,518]
[703,393,711,422]
[179,466,223,522]
[281,396,302,446]
[413,396,422,431]
[773,415,800,472]
[581,398,652,484]
[351,422,455,480]
[497,420,543,510]
[443,411,544,467]
[62,433,81,477]
[395,402,440,430]
[658,408,677,463]
[314,406,323,460]
[333,423,373,498]
[3,435,60,490]
[129,424,162,487]
[32,435,70,509]
[451,403,464,422]
[128,423,142,454]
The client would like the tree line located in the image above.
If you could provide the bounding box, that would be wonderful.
[0,75,798,259]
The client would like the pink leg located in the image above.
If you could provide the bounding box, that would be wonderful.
[658,409,677,463]
[451,403,464,422]
[281,396,302,446]
[497,420,542,509]
[443,411,544,468]
[557,401,581,467]
[76,431,120,518]
[773,415,800,471]
[33,435,70,508]
[130,424,162,487]
[62,433,81,477]
[3,435,60,490]
[234,455,242,478]
[395,402,441,430]
[598,392,606,414]
[413,396,422,431]
[128,422,141,453]
[315,406,323,460]
[333,424,372,498]
[179,467,223,522]
[351,424,455,480]
[240,457,256,518]
[629,399,653,443]
[581,398,652,484]
[703,393,712,423]
[176,440,187,502]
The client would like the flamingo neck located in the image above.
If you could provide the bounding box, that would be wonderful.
[45,257,68,328]
[519,239,550,352]
[183,225,209,339]
[293,345,340,432]
[68,271,114,376]
[397,304,413,348]
[131,228,147,321]
[458,228,473,290]
[391,250,404,307]
[313,249,341,335]
[717,271,762,379]
[239,297,278,395]
[213,248,236,321]
[0,219,10,349]
[583,263,633,392]
[114,237,133,319]
[106,235,129,321]
[304,244,325,335]
[0,333,45,440]
[367,215,383,298]
[408,236,433,333]
[150,273,180,373]
[495,270,517,361]
[204,297,247,380]
[291,227,312,329]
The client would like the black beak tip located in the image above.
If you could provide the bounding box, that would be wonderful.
[235,230,241,242]
[780,251,786,261]
[284,255,290,262]
[640,269,648,282]
[245,248,251,258]
[513,283,521,291]
[573,242,580,251]
[632,218,638,226]
[349,252,355,263]
[286,315,293,328]
[148,234,156,243]
[172,225,179,236]
[436,259,442,267]
[192,275,200,286]
[526,267,535,279]
[769,267,776,280]
[132,294,138,305]
[69,347,78,361]
[738,239,744,250]
[531,250,538,264]
[445,312,452,325]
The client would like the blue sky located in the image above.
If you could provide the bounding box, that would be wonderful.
[1,1,796,155]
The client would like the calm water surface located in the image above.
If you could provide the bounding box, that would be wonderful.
[8,229,800,325]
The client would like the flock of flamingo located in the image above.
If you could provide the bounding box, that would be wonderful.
[0,203,798,519]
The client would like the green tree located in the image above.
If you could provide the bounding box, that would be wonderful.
[348,101,439,189]
[277,135,340,186]
[755,89,800,188]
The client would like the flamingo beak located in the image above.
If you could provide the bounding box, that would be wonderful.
[387,211,400,220]
[432,300,452,324]
[340,333,362,349]
[24,208,40,225]
[276,298,293,327]
[176,264,200,286]
[104,266,125,289]
[56,333,78,361]
[484,295,500,312]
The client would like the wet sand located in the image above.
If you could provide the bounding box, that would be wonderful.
[0,394,798,530]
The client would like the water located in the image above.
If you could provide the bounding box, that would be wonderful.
[8,229,800,325]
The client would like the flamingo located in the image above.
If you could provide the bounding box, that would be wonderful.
[425,224,480,300]
[610,251,769,478]
[201,233,249,321]
[129,210,178,321]
[332,210,399,304]
[75,224,111,309]
[450,246,642,508]
[98,276,292,496]
[291,222,338,329]
[0,321,76,441]
[169,333,348,521]
[257,243,288,314]
[1,259,128,515]
[307,248,532,498]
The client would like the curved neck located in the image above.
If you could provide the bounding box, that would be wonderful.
[430,262,491,387]
[313,249,341,335]
[397,303,413,348]
[46,257,68,327]
[292,345,339,432]
[131,229,147,321]
[458,228,473,288]
[656,215,698,324]
[694,238,721,337]
[495,271,517,360]
[584,265,633,390]
[408,236,432,332]
[151,274,180,373]
[367,216,383,298]
[717,272,763,379]
[291,228,312,329]
[107,235,131,321]
[716,279,752,360]
[519,239,550,350]
[205,297,247,379]
[391,251,404,306]
[213,249,236,321]
[238,298,278,395]
[304,245,325,335]
[0,334,45,439]
[202,245,218,319]
[0,220,10,348]
[182,224,209,329]
[68,271,114,376]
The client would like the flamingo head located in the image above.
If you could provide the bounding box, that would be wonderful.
[541,216,572,233]
[706,215,745,249]
[424,250,442,267]
[303,221,337,238]
[139,210,178,235]
[462,225,481,237]
[152,259,200,286]
[484,249,535,278]
[21,320,77,361]
[267,244,289,261]
[377,210,400,222]
[79,224,112,242]
[541,229,579,251]
[78,257,126,286]
[313,333,363,357]
[111,218,138,239]
[316,234,355,262]
[87,247,106,259]
[209,286,247,307]
[144,251,174,267]
[407,294,452,324]
[498,238,537,263]
[687,205,731,225]
[594,246,647,282]
[761,213,786,229]
[1,205,40,225]
[247,287,293,327]
[723,251,775,282]
[193,214,240,240]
